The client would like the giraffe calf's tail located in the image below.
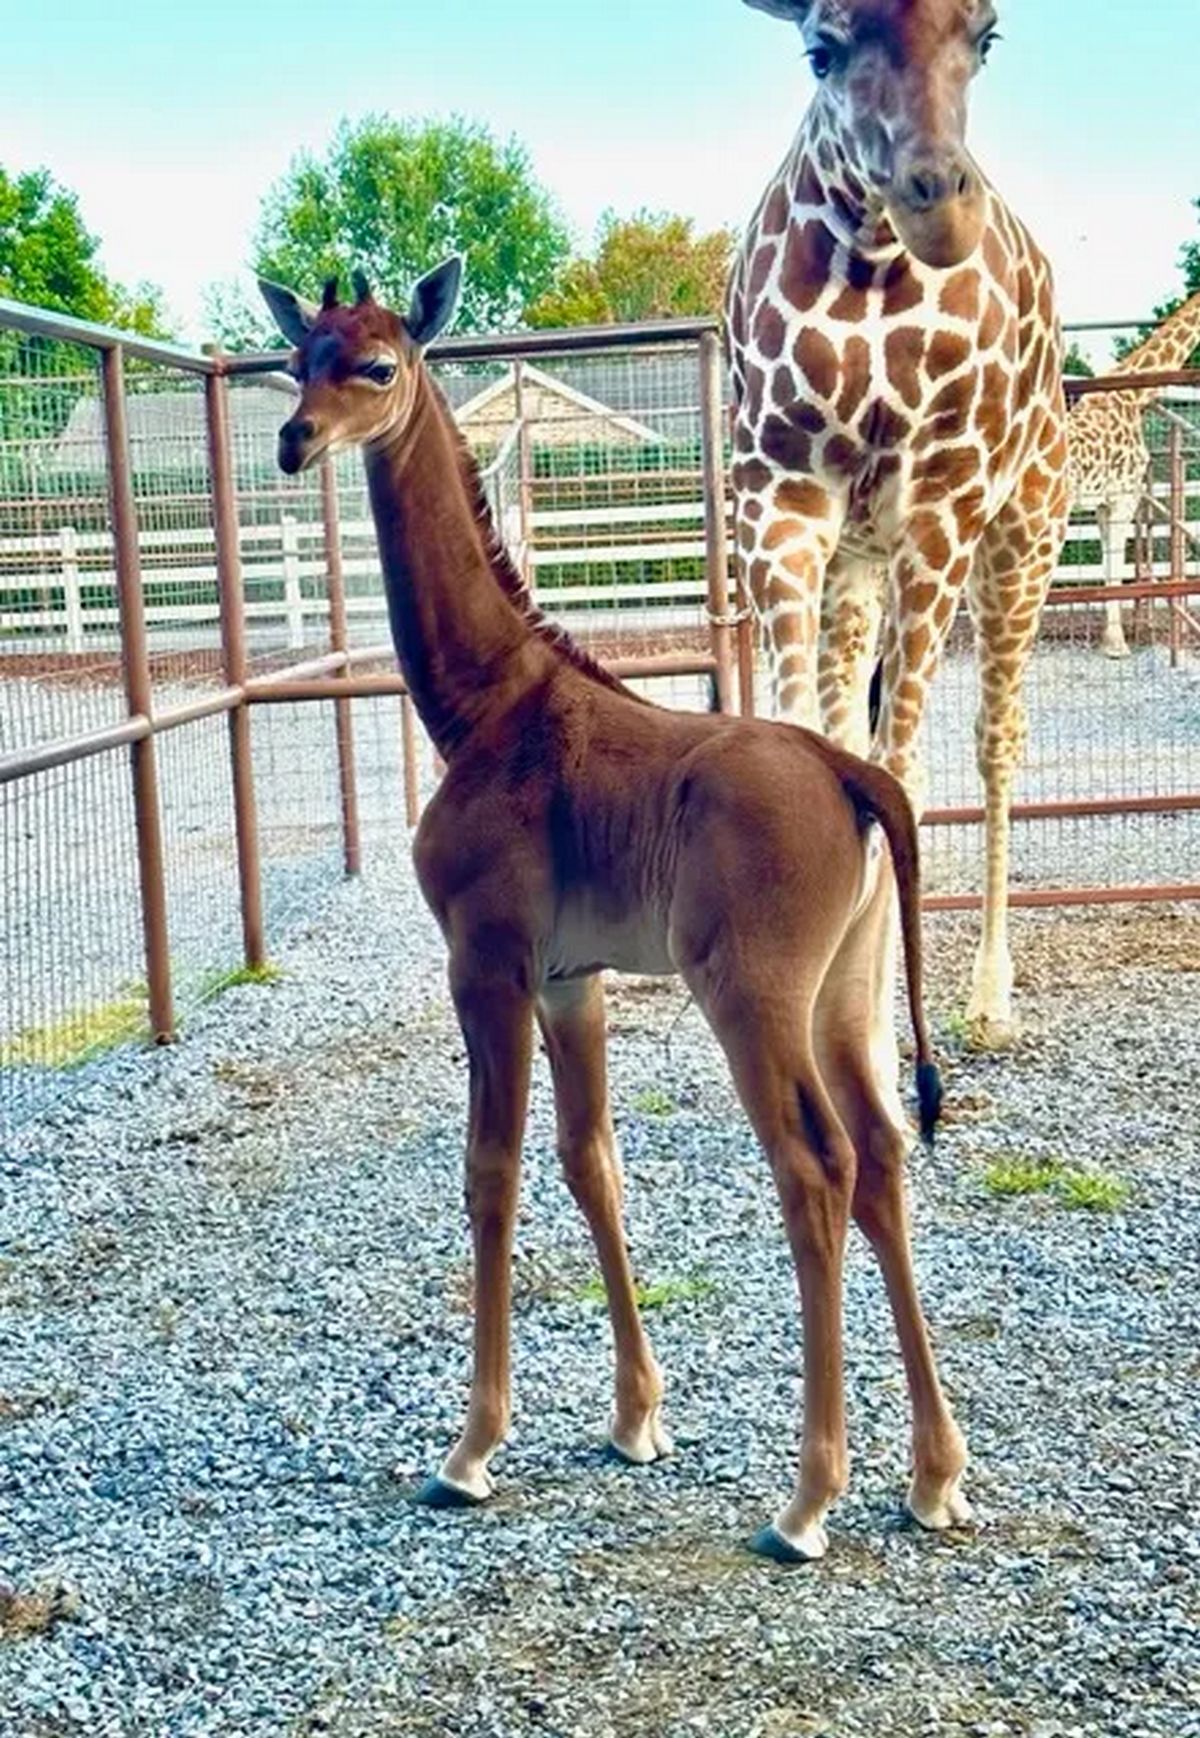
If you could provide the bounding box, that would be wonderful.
[868,659,883,736]
[833,754,942,1145]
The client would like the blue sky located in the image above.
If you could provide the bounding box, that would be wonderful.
[9,1,1200,350]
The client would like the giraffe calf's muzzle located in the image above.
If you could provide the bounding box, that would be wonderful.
[278,416,322,475]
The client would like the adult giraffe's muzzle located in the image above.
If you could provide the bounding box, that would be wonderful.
[886,148,986,269]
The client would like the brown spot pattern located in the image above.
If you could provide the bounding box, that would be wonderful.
[885,327,926,410]
[754,301,786,362]
[836,336,871,424]
[794,327,839,399]
[780,222,836,313]
[940,269,980,322]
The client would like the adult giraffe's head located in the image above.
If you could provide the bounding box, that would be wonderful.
[259,257,463,474]
[745,0,998,268]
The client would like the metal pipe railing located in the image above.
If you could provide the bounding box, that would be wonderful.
[206,367,266,971]
[102,344,175,1044]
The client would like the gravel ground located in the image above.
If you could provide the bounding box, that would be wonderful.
[2,838,1198,1737]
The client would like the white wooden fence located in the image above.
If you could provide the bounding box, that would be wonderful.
[1,484,1194,654]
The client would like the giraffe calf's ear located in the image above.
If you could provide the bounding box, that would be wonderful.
[258,279,320,347]
[406,255,465,349]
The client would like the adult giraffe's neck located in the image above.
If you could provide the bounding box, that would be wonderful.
[1118,288,1200,374]
[784,108,901,262]
[364,369,548,761]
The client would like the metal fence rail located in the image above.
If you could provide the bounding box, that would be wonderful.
[2,297,1198,1132]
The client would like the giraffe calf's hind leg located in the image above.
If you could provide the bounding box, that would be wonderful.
[538,979,671,1472]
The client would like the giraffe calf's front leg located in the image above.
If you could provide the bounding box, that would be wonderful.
[417,962,534,1512]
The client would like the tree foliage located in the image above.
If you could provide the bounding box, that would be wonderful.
[1114,196,1200,370]
[0,166,170,467]
[1062,340,1094,377]
[0,166,167,333]
[526,211,736,329]
[207,116,570,349]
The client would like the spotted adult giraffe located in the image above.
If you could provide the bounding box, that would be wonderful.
[728,0,1070,1052]
[1068,289,1200,658]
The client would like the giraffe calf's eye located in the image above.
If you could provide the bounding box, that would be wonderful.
[361,361,396,385]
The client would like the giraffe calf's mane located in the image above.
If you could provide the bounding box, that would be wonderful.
[434,378,644,704]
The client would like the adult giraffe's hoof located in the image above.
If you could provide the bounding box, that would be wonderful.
[606,1406,674,1466]
[1100,636,1130,660]
[906,1475,974,1533]
[965,1008,1017,1053]
[748,1521,829,1565]
[414,1471,493,1510]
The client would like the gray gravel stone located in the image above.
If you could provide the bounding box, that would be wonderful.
[1,862,1198,1735]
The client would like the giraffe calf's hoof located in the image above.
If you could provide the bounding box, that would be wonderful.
[907,1478,974,1532]
[1101,639,1130,660]
[414,1472,493,1510]
[748,1521,829,1565]
[606,1408,674,1466]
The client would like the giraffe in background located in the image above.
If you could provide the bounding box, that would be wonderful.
[1068,289,1200,657]
[728,0,1070,1053]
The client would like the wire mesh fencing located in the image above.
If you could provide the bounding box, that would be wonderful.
[2,297,1198,1135]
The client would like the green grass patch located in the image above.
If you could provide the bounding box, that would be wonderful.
[1056,1171,1132,1212]
[982,1157,1063,1197]
[196,962,282,1002]
[939,1009,971,1046]
[983,1156,1131,1211]
[0,988,148,1069]
[631,1086,678,1117]
[577,1272,717,1311]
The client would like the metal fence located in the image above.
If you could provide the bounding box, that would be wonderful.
[2,297,1198,1130]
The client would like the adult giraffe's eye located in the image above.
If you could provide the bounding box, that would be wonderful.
[978,28,1001,62]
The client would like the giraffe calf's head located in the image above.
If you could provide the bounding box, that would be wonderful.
[259,258,463,473]
[745,0,996,269]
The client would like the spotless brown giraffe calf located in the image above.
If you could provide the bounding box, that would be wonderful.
[261,260,970,1562]
[730,0,1071,1051]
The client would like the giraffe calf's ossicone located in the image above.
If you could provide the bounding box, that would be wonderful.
[262,263,970,1564]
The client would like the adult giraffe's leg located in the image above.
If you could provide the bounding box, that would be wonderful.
[868,536,972,1109]
[813,955,970,1529]
[816,559,902,1124]
[537,977,670,1466]
[818,556,886,758]
[965,492,1066,1045]
[733,459,843,726]
[1098,495,1136,659]
[418,952,533,1507]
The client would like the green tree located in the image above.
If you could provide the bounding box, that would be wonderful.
[1114,196,1200,370]
[0,167,170,478]
[1062,340,1094,377]
[527,210,736,328]
[207,115,570,348]
[0,165,167,332]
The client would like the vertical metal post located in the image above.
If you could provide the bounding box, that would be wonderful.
[735,571,757,717]
[102,344,174,1043]
[205,368,266,968]
[320,458,362,875]
[699,331,735,713]
[513,358,534,587]
[400,692,420,828]
[1169,422,1184,669]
